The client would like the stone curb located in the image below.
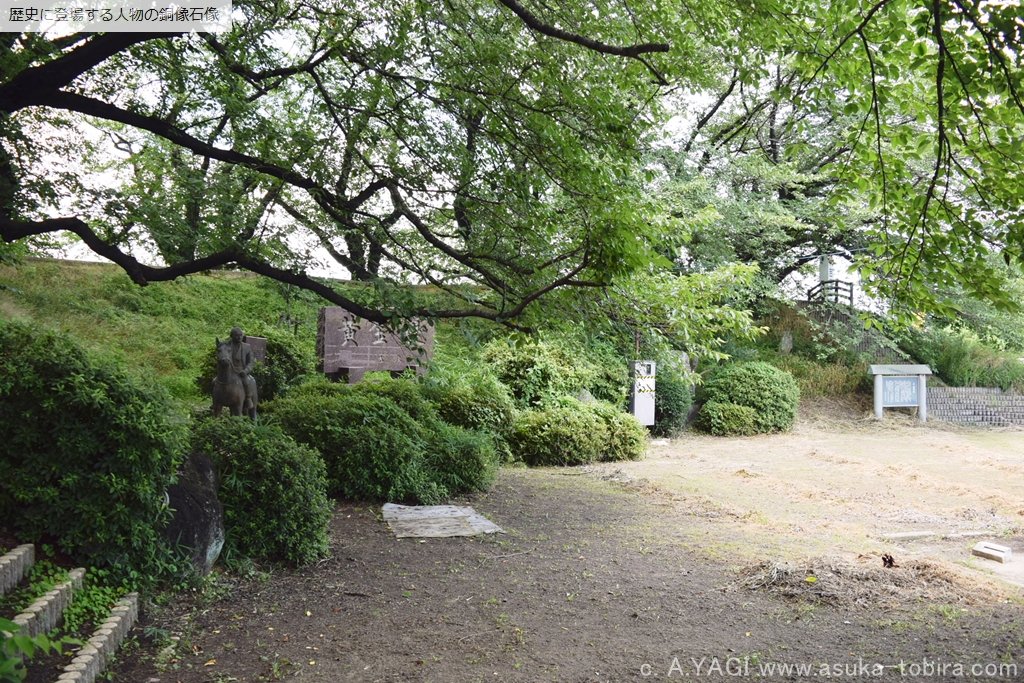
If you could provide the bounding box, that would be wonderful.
[11,568,84,638]
[56,592,139,683]
[0,544,35,596]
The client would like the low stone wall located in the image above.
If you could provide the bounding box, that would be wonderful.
[928,386,1024,426]
[0,544,34,595]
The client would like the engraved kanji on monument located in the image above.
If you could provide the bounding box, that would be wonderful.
[316,307,435,382]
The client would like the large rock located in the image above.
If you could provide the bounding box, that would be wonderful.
[165,453,224,575]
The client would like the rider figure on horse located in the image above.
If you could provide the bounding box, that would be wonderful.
[228,326,258,413]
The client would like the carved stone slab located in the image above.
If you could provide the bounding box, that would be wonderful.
[245,335,267,362]
[316,307,434,382]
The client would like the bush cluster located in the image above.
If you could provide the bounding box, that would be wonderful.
[652,365,693,436]
[191,417,332,566]
[265,377,498,503]
[509,397,646,466]
[0,321,185,583]
[421,361,517,461]
[482,338,628,407]
[698,361,799,435]
[899,326,1024,391]
[697,400,758,436]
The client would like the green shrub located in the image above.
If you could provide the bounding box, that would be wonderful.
[422,365,517,435]
[482,338,628,407]
[697,400,759,436]
[191,417,332,566]
[352,376,501,496]
[509,399,608,466]
[590,401,648,461]
[266,390,440,503]
[250,332,312,401]
[421,362,518,461]
[653,367,693,437]
[195,330,312,403]
[426,423,499,495]
[268,375,501,501]
[701,361,800,433]
[900,326,1024,391]
[0,321,185,583]
[351,375,437,423]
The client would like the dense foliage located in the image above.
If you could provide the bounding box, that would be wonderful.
[510,402,608,467]
[267,388,440,503]
[899,327,1024,392]
[421,360,518,462]
[191,417,332,566]
[700,361,800,434]
[510,396,647,466]
[697,400,759,437]
[482,338,628,407]
[266,378,498,503]
[652,365,694,436]
[0,320,184,582]
[589,401,649,462]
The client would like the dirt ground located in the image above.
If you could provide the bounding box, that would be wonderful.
[106,408,1024,682]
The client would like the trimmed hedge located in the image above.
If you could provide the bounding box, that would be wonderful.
[697,400,758,436]
[590,401,648,462]
[510,397,647,466]
[700,361,800,434]
[266,377,499,503]
[0,321,185,582]
[191,417,332,566]
[266,389,439,503]
[421,364,517,462]
[426,423,499,494]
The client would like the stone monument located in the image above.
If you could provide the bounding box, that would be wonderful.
[316,307,435,382]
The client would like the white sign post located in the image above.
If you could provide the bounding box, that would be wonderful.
[629,361,656,426]
[870,364,932,422]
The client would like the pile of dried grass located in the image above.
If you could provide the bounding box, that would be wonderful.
[738,555,997,608]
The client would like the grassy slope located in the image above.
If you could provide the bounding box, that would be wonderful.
[0,259,494,404]
[0,259,325,402]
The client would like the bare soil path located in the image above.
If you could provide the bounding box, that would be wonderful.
[111,428,1024,682]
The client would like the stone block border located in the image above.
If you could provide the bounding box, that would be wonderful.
[12,568,85,637]
[56,592,139,683]
[0,544,35,596]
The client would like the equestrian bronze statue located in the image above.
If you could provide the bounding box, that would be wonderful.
[212,327,258,419]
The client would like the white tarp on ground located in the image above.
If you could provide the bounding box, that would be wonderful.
[381,503,504,538]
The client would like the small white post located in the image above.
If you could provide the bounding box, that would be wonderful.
[918,374,928,422]
[874,374,883,419]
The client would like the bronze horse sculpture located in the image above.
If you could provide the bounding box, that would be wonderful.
[212,338,258,419]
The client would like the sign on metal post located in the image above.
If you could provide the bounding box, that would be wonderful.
[870,364,932,422]
[630,361,656,426]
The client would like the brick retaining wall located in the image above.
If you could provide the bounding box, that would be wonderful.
[928,386,1024,426]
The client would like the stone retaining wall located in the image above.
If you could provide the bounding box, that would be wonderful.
[928,386,1024,426]
[0,544,34,595]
